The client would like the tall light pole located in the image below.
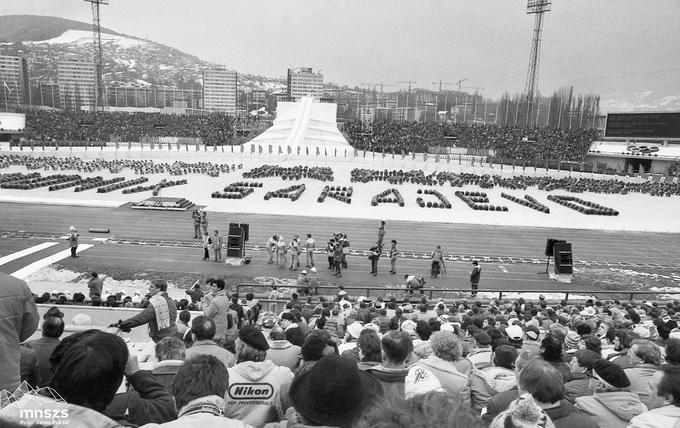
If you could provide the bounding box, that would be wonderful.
[524,0,551,128]
[84,0,108,111]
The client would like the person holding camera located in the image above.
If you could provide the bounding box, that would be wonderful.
[192,210,201,239]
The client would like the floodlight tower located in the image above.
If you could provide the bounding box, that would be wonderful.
[524,0,551,128]
[84,0,108,111]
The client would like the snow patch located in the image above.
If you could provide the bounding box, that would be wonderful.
[31,30,146,48]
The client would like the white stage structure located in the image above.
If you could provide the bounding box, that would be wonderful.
[244,97,350,151]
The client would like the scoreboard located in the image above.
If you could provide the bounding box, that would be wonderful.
[605,112,680,139]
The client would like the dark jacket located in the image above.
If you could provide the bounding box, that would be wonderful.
[105,370,177,426]
[366,366,410,397]
[545,399,600,428]
[120,293,177,342]
[25,336,61,387]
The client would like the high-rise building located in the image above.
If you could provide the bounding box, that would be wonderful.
[57,60,96,110]
[0,55,29,106]
[202,67,237,113]
[287,67,323,101]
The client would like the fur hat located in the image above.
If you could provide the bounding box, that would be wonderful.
[290,355,381,427]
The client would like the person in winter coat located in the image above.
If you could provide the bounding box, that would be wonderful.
[115,280,178,343]
[574,359,647,428]
[144,354,253,428]
[225,325,294,428]
[366,330,413,397]
[204,279,232,341]
[564,349,600,404]
[67,225,79,257]
[469,345,519,412]
[517,358,599,428]
[415,331,471,407]
[624,340,664,408]
[628,364,680,428]
[266,327,301,371]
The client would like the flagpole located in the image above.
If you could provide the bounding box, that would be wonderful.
[3,81,8,112]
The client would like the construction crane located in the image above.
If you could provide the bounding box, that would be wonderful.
[432,81,457,92]
[84,0,108,112]
[396,80,416,92]
[455,78,467,92]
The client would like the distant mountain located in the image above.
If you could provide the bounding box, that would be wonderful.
[567,68,680,113]
[0,15,120,43]
[0,15,285,92]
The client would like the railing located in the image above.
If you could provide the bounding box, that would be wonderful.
[234,282,677,303]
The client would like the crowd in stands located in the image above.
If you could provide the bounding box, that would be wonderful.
[21,110,239,146]
[5,271,680,427]
[345,121,599,162]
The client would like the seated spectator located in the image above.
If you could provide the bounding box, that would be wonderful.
[521,325,542,356]
[665,338,680,365]
[225,325,294,427]
[539,333,572,382]
[489,394,556,428]
[144,354,252,427]
[266,326,301,370]
[628,364,680,427]
[354,391,485,428]
[415,331,471,406]
[608,329,639,369]
[356,329,383,371]
[574,359,647,427]
[279,355,382,428]
[484,350,534,421]
[25,315,65,387]
[2,330,139,426]
[468,330,493,369]
[149,337,186,396]
[564,349,600,404]
[176,309,191,340]
[625,339,664,408]
[516,358,599,428]
[19,344,40,388]
[185,315,235,368]
[469,344,518,412]
[366,330,413,396]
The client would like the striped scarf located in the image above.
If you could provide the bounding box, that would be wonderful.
[150,294,171,330]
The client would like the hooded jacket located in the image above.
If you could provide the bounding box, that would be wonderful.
[416,355,471,407]
[469,366,517,411]
[266,340,301,370]
[574,391,647,428]
[624,363,657,408]
[225,360,294,428]
[564,372,594,404]
[544,399,600,428]
[365,365,410,397]
[627,405,680,428]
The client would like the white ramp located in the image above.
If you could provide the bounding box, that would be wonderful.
[245,97,349,150]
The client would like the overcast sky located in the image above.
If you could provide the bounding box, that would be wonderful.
[2,0,679,97]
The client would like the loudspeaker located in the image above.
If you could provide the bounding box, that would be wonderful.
[240,223,249,242]
[553,242,573,274]
[229,223,241,236]
[228,236,242,246]
[545,238,566,257]
[227,248,242,258]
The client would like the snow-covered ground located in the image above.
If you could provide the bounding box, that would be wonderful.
[30,29,146,48]
[0,148,678,233]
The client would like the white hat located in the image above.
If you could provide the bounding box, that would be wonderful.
[356,296,366,303]
[338,290,348,296]
[400,319,417,336]
[633,325,651,339]
[580,307,597,317]
[69,225,76,231]
[404,366,445,400]
[301,270,307,274]
[310,267,317,273]
[347,321,364,339]
[440,323,455,333]
[505,325,524,340]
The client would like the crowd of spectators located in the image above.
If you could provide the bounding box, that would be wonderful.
[5,271,680,427]
[21,110,241,146]
[345,121,599,163]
